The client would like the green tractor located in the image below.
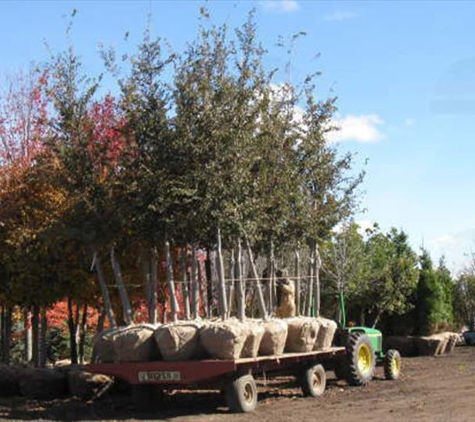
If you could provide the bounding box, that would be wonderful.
[332,291,401,386]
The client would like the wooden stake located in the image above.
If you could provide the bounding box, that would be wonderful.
[181,247,191,320]
[216,229,229,320]
[294,247,301,316]
[191,245,199,319]
[306,247,315,317]
[235,240,245,321]
[245,237,268,320]
[92,251,117,328]
[227,249,235,318]
[110,247,133,325]
[314,244,321,317]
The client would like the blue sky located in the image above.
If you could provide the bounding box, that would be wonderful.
[2,0,475,272]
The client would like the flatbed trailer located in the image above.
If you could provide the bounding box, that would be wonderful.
[87,346,346,413]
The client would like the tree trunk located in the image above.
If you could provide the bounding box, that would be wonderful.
[32,304,40,367]
[244,237,268,320]
[191,245,199,319]
[165,241,179,322]
[23,308,32,363]
[110,247,133,325]
[78,303,88,364]
[92,251,117,328]
[96,308,106,334]
[1,306,12,364]
[235,240,245,321]
[39,307,47,367]
[216,229,228,320]
[67,298,78,365]
[181,248,191,320]
[294,248,301,316]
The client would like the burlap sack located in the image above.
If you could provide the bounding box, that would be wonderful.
[241,320,265,358]
[92,326,130,363]
[68,369,113,400]
[19,368,68,400]
[155,321,203,361]
[0,364,21,397]
[384,336,417,357]
[199,320,247,360]
[285,317,320,353]
[259,319,288,356]
[313,317,337,350]
[113,324,161,362]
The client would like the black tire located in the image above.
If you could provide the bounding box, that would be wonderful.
[384,349,401,380]
[131,385,164,411]
[300,364,326,397]
[346,332,376,386]
[225,374,258,413]
[334,359,348,380]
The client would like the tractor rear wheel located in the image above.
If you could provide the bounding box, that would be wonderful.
[225,374,258,413]
[345,332,376,386]
[300,364,326,397]
[384,349,401,380]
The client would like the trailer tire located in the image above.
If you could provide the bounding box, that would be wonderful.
[346,332,375,386]
[300,364,326,397]
[225,374,258,413]
[131,385,164,411]
[384,349,401,380]
[334,357,348,380]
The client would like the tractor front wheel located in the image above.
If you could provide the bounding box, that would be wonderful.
[384,349,401,380]
[346,332,376,386]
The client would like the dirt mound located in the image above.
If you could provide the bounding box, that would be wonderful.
[284,317,320,353]
[384,336,417,357]
[68,369,113,400]
[19,368,68,400]
[0,364,21,397]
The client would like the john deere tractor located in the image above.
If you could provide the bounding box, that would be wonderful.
[332,291,401,386]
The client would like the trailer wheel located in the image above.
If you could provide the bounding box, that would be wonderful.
[225,374,258,413]
[131,385,164,411]
[300,364,326,397]
[384,349,401,380]
[346,332,376,386]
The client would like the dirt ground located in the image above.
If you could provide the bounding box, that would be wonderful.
[1,346,474,422]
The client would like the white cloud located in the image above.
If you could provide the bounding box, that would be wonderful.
[260,0,299,13]
[404,118,415,127]
[355,219,376,235]
[427,229,475,274]
[327,114,385,143]
[324,11,358,22]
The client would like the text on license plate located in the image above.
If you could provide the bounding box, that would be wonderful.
[138,371,182,382]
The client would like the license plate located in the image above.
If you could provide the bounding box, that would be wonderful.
[138,371,182,382]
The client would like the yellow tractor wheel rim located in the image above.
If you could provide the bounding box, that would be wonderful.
[392,355,401,375]
[357,343,372,373]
